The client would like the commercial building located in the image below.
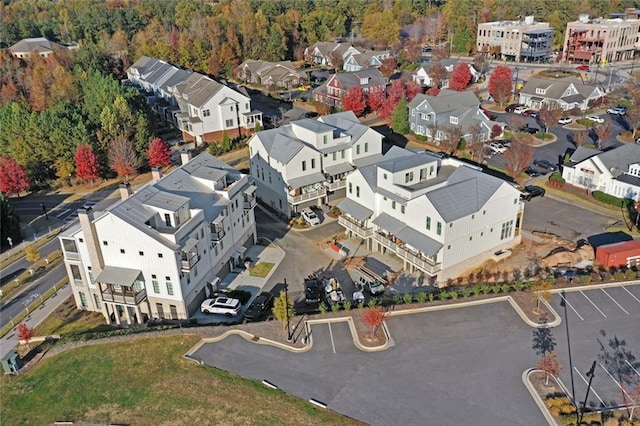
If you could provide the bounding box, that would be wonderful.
[59,152,258,325]
[9,37,79,59]
[596,240,640,269]
[477,16,554,62]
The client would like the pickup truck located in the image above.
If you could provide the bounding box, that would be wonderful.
[323,277,346,306]
[351,268,385,295]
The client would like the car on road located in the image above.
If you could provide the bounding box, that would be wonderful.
[301,207,320,226]
[523,109,539,118]
[607,106,627,116]
[558,116,573,125]
[201,296,241,316]
[243,292,274,322]
[533,159,557,171]
[505,103,521,113]
[576,65,590,71]
[513,106,529,115]
[520,185,545,201]
[524,166,542,177]
[521,126,539,134]
[489,142,507,154]
[586,115,604,124]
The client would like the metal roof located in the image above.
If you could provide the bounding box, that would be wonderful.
[395,227,443,257]
[95,265,142,286]
[372,213,406,235]
[287,172,326,189]
[324,162,354,176]
[336,198,373,221]
[144,191,189,211]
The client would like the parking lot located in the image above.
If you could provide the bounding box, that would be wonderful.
[548,284,640,411]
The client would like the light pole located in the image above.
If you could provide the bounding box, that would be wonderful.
[577,360,597,425]
[284,278,292,341]
[40,202,48,220]
[560,290,577,410]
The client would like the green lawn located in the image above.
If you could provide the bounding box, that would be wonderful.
[250,262,275,277]
[0,336,360,426]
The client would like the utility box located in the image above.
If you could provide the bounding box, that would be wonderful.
[1,349,22,374]
[595,240,640,269]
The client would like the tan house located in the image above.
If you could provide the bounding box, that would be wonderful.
[477,16,554,62]
[9,37,79,59]
[234,60,307,89]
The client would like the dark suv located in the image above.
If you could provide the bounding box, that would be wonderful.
[533,159,557,171]
[244,292,274,322]
[520,185,545,201]
[304,278,321,305]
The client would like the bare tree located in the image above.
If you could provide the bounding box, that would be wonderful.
[594,118,612,149]
[626,77,640,105]
[627,106,640,139]
[538,103,563,133]
[506,115,526,132]
[504,136,534,179]
[440,125,462,155]
[327,50,344,72]
[473,52,489,75]
[466,123,485,161]
[108,134,139,180]
[429,61,447,88]
[572,130,589,147]
[431,46,449,61]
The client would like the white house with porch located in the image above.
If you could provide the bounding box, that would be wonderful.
[518,77,605,111]
[58,152,258,325]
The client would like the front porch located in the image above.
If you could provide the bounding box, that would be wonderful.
[96,266,150,326]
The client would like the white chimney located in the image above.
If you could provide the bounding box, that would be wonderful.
[151,167,162,182]
[180,150,192,165]
[524,16,534,25]
[579,14,589,23]
[119,182,132,200]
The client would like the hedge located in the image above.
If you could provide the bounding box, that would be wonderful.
[549,172,565,185]
[592,191,632,207]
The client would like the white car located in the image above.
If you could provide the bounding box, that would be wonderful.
[607,106,626,116]
[513,106,529,115]
[558,117,572,125]
[586,115,604,124]
[301,207,320,226]
[489,142,507,154]
[201,296,241,316]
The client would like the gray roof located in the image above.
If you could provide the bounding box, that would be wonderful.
[409,89,480,112]
[253,128,306,164]
[373,213,407,234]
[292,118,335,133]
[10,37,63,53]
[324,162,354,176]
[569,146,601,164]
[395,227,443,257]
[95,265,142,286]
[379,154,437,173]
[287,172,326,188]
[144,191,189,211]
[520,77,599,101]
[597,143,640,177]
[615,174,640,186]
[318,111,370,143]
[336,198,373,221]
[333,69,386,90]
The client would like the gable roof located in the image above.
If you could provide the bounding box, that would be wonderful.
[569,146,601,164]
[409,89,480,112]
[334,69,386,89]
[597,143,640,177]
[10,37,64,54]
[520,77,600,101]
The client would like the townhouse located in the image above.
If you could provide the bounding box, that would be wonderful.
[343,50,392,72]
[127,56,262,144]
[413,59,480,88]
[312,69,386,108]
[477,16,554,63]
[59,152,258,325]
[248,111,383,218]
[337,147,524,281]
[304,41,361,66]
[234,59,307,89]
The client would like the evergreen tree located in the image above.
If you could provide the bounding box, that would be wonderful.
[0,193,23,247]
[391,96,409,135]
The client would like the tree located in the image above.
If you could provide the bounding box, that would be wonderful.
[594,118,612,149]
[473,52,489,75]
[532,280,553,314]
[506,115,526,132]
[429,61,447,88]
[491,124,503,140]
[0,157,30,196]
[25,245,40,263]
[147,137,171,168]
[54,159,74,186]
[17,322,35,350]
[626,106,640,139]
[367,85,385,113]
[426,86,440,96]
[108,135,139,180]
[532,315,557,357]
[272,289,294,332]
[390,96,409,134]
[0,193,22,248]
[537,352,562,386]
[405,80,422,101]
[362,307,385,339]
[538,103,563,133]
[327,50,344,72]
[504,137,533,179]
[441,126,462,155]
[489,65,513,106]
[572,130,589,147]
[342,86,367,117]
[466,123,485,161]
[449,63,472,91]
[74,145,100,184]
[379,57,397,82]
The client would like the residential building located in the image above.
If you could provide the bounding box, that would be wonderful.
[519,77,606,111]
[9,37,79,59]
[408,89,503,143]
[234,60,307,89]
[312,69,386,108]
[336,146,524,281]
[477,16,554,62]
[563,14,640,64]
[59,152,258,325]
[248,111,383,217]
[304,41,361,66]
[127,56,262,144]
[343,50,392,72]
[562,144,640,201]
[413,59,480,88]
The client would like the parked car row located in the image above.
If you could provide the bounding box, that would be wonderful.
[200,291,274,322]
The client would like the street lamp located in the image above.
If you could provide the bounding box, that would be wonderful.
[40,202,48,221]
[284,278,292,342]
[560,290,577,409]
[577,360,597,425]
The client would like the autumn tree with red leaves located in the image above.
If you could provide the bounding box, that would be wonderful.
[17,322,35,350]
[426,86,440,96]
[449,63,472,91]
[489,65,513,106]
[367,85,385,113]
[0,157,30,196]
[504,136,533,179]
[363,307,385,340]
[74,145,101,184]
[147,137,172,167]
[342,86,367,117]
[405,80,422,101]
[429,61,447,88]
[537,351,562,386]
[108,135,139,179]
[378,80,406,122]
[379,57,397,81]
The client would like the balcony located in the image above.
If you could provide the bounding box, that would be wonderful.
[373,232,398,251]
[181,252,200,271]
[396,246,442,275]
[287,188,327,205]
[243,186,257,210]
[101,285,147,305]
[339,215,373,238]
[210,227,225,241]
[324,179,346,191]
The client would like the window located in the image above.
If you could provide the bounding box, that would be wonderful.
[323,135,328,144]
[401,205,405,214]
[139,251,144,256]
[356,186,360,197]
[93,294,101,309]
[102,241,108,246]
[349,182,352,194]
[447,245,451,250]
[426,217,431,230]
[302,160,306,171]
[392,201,396,209]
[333,152,337,160]
[120,249,125,254]
[134,279,143,292]
[203,109,210,117]
[79,292,87,308]
[158,253,163,258]
[501,220,514,240]
[483,210,486,215]
[87,271,94,285]
[152,279,160,294]
[364,142,368,153]
[404,172,413,183]
[356,145,360,155]
[383,173,387,180]
[420,168,427,180]
[469,236,473,241]
[156,303,165,319]
[449,223,453,228]
[437,222,442,235]
[70,264,82,281]
[471,214,475,219]
[225,119,234,127]
[311,159,315,169]
[78,238,83,243]
[166,281,174,296]
[164,213,171,227]
[450,116,458,124]
[341,150,345,159]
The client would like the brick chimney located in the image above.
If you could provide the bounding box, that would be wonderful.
[151,167,162,182]
[119,182,132,200]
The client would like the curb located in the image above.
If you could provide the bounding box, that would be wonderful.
[522,369,558,426]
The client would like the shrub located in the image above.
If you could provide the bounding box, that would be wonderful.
[458,139,467,150]
[578,275,592,285]
[368,298,378,308]
[491,284,502,294]
[343,299,352,311]
[428,293,435,302]
[471,286,482,296]
[576,118,596,128]
[331,303,340,313]
[403,293,413,304]
[513,282,526,291]
[319,302,328,314]
[450,291,459,300]
[416,292,428,303]
[625,269,637,280]
[393,294,402,305]
[592,191,631,208]
[480,284,491,295]
[549,172,565,185]
[416,134,428,141]
[500,284,511,293]
[439,290,449,300]
[357,300,365,309]
[614,271,626,281]
[461,288,473,298]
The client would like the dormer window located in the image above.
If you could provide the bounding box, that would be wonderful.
[450,116,458,125]
[536,88,546,95]
[359,77,369,85]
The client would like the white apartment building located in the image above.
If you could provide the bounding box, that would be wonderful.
[477,16,554,62]
[248,111,384,217]
[336,147,524,281]
[59,152,258,325]
[564,14,640,64]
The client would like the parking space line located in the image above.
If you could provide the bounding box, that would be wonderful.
[625,360,640,378]
[599,363,633,400]
[600,289,630,315]
[55,208,71,218]
[327,323,336,355]
[580,290,607,318]
[622,286,640,304]
[574,367,606,406]
[559,293,584,321]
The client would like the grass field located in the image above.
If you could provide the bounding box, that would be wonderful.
[249,262,275,278]
[0,335,360,426]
